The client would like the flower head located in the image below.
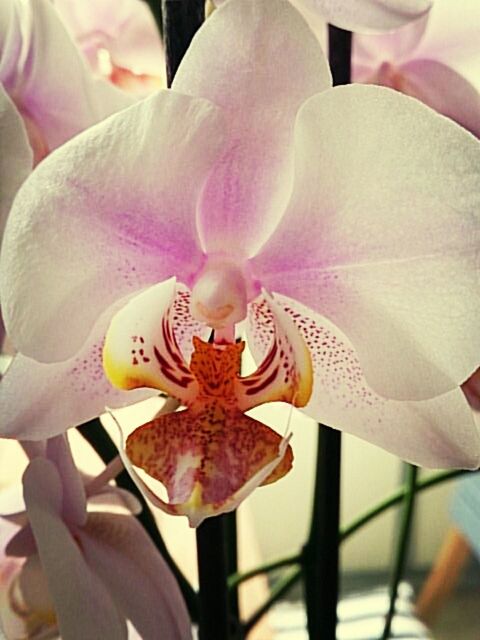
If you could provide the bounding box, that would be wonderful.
[353,0,480,136]
[1,0,480,523]
[0,435,191,639]
[52,0,165,94]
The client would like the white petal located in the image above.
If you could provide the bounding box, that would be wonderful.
[248,296,480,469]
[1,90,224,361]
[79,513,192,639]
[174,0,331,258]
[23,458,128,639]
[0,298,155,441]
[253,84,480,401]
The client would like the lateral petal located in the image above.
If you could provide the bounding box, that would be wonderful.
[253,84,480,401]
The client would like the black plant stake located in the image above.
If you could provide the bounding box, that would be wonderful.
[302,25,352,640]
[161,3,234,638]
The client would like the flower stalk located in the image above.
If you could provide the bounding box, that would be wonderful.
[381,464,419,639]
[301,25,352,640]
[161,0,205,86]
[196,515,233,640]
[302,424,342,639]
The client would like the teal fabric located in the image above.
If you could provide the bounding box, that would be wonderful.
[451,473,480,558]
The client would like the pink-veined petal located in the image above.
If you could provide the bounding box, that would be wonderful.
[0,0,133,150]
[78,512,192,640]
[23,458,128,639]
[53,0,164,78]
[248,296,480,469]
[174,0,331,258]
[352,14,429,78]
[302,0,432,33]
[0,299,155,441]
[125,411,292,527]
[1,90,224,362]
[0,86,32,240]
[45,435,87,528]
[103,279,199,404]
[252,84,480,401]
[398,59,480,137]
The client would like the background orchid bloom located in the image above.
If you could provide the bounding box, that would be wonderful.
[353,0,480,137]
[2,0,480,481]
[0,435,192,640]
[52,0,165,94]
[212,0,433,33]
[0,0,133,165]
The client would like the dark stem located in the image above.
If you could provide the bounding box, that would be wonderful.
[77,418,198,620]
[233,468,469,630]
[381,464,418,639]
[303,424,342,639]
[328,25,352,86]
[225,511,240,621]
[196,515,232,640]
[160,5,234,638]
[161,0,205,87]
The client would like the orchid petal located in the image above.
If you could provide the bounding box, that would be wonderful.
[0,86,32,240]
[46,436,87,527]
[397,59,480,137]
[462,368,480,412]
[17,554,56,624]
[412,0,480,92]
[0,300,154,441]
[126,411,292,527]
[352,14,429,77]
[23,458,128,639]
[53,0,164,78]
[0,0,133,150]
[85,486,142,516]
[78,512,192,640]
[248,296,480,469]
[103,279,199,404]
[252,84,480,401]
[301,0,432,33]
[5,524,36,557]
[1,90,224,362]
[174,0,331,258]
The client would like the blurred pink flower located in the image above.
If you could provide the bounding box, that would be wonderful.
[52,0,165,95]
[213,0,433,33]
[1,0,480,518]
[0,0,132,165]
[0,436,191,639]
[353,0,480,136]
